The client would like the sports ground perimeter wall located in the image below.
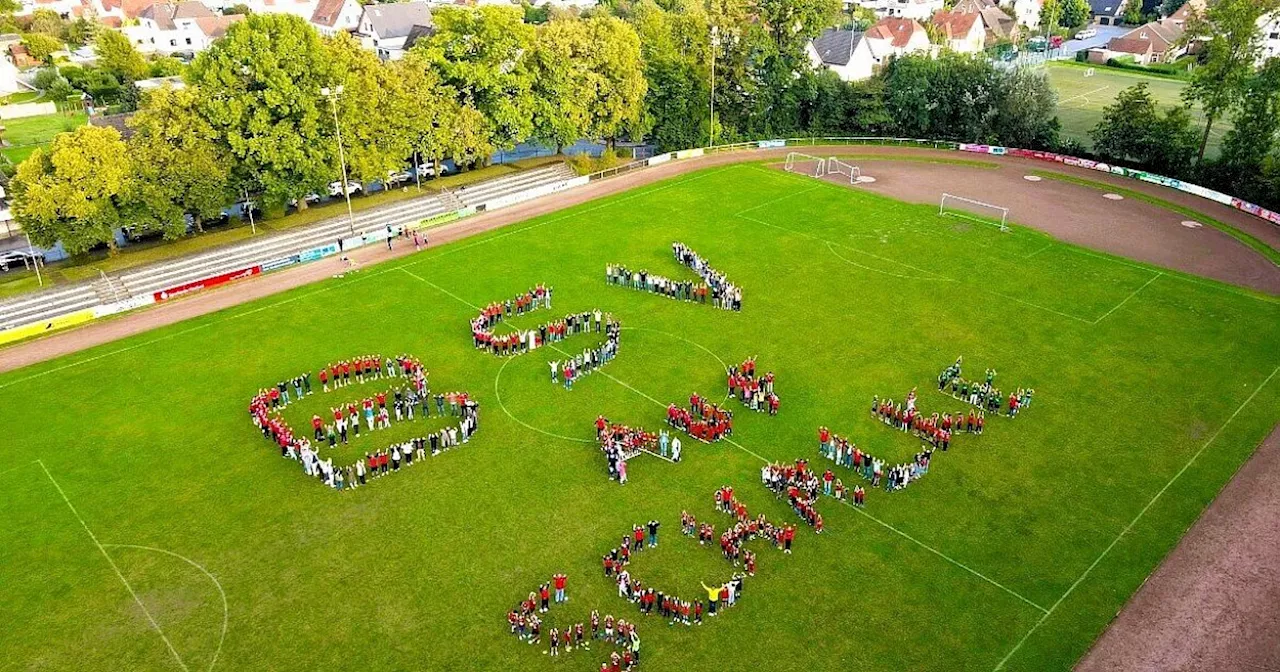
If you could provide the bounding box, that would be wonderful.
[2,138,1276,347]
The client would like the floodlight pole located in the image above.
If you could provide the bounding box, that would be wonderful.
[24,231,42,287]
[709,26,719,148]
[243,186,256,235]
[322,85,356,235]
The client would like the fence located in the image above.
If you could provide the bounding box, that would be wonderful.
[0,101,56,120]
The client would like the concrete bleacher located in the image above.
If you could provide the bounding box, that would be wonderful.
[0,163,580,331]
[453,164,577,208]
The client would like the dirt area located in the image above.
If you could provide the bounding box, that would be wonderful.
[816,157,1280,294]
[1075,426,1280,672]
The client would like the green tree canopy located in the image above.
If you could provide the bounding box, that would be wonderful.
[125,85,231,237]
[21,33,62,64]
[325,32,416,186]
[11,126,131,254]
[1091,82,1198,175]
[187,13,337,207]
[416,6,538,153]
[96,29,150,82]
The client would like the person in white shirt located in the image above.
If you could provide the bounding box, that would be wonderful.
[671,437,682,462]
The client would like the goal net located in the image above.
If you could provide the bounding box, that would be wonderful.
[784,152,825,177]
[827,158,859,184]
[939,193,1010,232]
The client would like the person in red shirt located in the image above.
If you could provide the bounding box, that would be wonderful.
[783,525,795,553]
[553,573,567,603]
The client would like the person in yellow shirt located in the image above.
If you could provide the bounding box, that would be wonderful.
[701,582,721,616]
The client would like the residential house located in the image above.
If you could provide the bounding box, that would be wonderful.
[931,11,986,53]
[807,27,878,81]
[1011,0,1041,28]
[356,1,432,61]
[951,0,1019,45]
[864,17,931,60]
[309,0,361,36]
[0,56,21,95]
[1087,0,1124,25]
[1257,11,1280,64]
[15,0,90,18]
[124,1,244,54]
[92,0,157,26]
[854,0,943,22]
[1102,18,1186,63]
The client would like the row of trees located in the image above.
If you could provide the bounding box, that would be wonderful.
[12,9,647,254]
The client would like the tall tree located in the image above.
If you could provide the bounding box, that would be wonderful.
[1091,82,1198,175]
[1213,59,1280,201]
[1182,0,1279,162]
[96,29,149,82]
[187,14,336,208]
[28,8,63,37]
[391,53,487,178]
[325,33,415,187]
[584,16,649,146]
[416,6,537,156]
[626,0,711,151]
[124,85,231,237]
[993,66,1060,149]
[1060,0,1092,29]
[531,18,595,153]
[20,33,61,64]
[10,126,131,254]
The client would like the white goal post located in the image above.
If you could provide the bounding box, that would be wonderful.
[939,193,1010,232]
[784,152,826,177]
[827,157,859,184]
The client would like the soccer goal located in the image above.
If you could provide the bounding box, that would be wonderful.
[827,157,860,184]
[784,152,825,177]
[939,193,1010,232]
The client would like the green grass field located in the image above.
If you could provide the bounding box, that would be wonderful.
[1047,62,1229,158]
[0,110,88,165]
[1,162,1277,672]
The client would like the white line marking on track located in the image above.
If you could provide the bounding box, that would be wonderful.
[991,363,1280,670]
[38,460,191,671]
[0,459,38,480]
[101,544,229,672]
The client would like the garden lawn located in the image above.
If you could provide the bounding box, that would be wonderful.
[1047,62,1230,158]
[1,162,1277,672]
[0,110,88,165]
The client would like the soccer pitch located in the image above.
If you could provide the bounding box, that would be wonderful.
[2,162,1277,671]
[1046,62,1231,158]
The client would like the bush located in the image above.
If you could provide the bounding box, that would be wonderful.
[566,149,626,175]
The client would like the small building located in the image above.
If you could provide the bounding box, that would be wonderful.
[807,28,878,81]
[1012,0,1041,28]
[356,1,433,61]
[853,0,943,22]
[1103,18,1186,63]
[125,1,245,54]
[864,17,931,59]
[931,11,986,53]
[1088,0,1125,26]
[310,0,362,36]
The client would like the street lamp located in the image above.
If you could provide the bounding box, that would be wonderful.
[321,85,357,235]
[24,231,41,287]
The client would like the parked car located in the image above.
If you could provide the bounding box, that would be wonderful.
[328,180,363,197]
[0,250,40,273]
[1074,28,1097,40]
[1026,36,1048,52]
[1050,35,1064,48]
[414,163,453,179]
[386,170,412,185]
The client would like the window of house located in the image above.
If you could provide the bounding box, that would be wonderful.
[185,37,192,44]
[1271,32,1279,39]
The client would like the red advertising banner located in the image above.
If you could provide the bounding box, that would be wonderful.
[153,265,261,303]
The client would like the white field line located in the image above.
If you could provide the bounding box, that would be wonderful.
[992,363,1280,670]
[1093,272,1161,324]
[1059,85,1111,106]
[400,265,1050,616]
[1024,242,1054,259]
[0,459,38,480]
[101,544,229,672]
[38,460,190,671]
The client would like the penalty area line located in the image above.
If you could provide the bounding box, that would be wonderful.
[1092,272,1161,325]
[38,460,191,672]
[992,363,1280,671]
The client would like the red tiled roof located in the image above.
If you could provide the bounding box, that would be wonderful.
[932,11,980,40]
[868,17,924,49]
[1108,37,1153,54]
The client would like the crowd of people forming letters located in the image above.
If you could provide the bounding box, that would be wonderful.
[937,357,1034,417]
[469,284,622,369]
[727,357,779,415]
[760,460,826,532]
[667,392,734,443]
[605,242,743,311]
[506,574,642,670]
[248,353,478,490]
